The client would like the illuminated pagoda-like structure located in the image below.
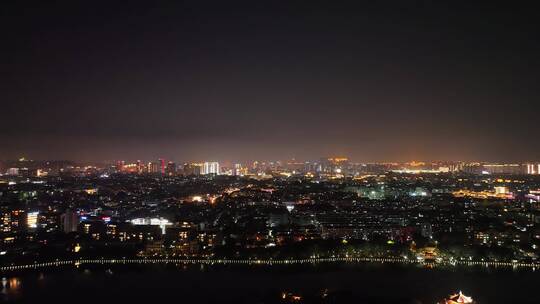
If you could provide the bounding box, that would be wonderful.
[440,291,474,304]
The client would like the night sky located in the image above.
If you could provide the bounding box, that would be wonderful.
[2,2,539,162]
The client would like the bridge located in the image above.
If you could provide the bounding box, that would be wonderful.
[1,257,539,272]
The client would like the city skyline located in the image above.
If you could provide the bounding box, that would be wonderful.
[3,2,540,162]
[3,155,540,165]
[3,157,540,177]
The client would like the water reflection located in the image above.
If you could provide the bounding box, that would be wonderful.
[1,264,539,303]
[1,277,21,295]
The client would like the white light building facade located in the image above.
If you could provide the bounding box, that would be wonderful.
[202,162,220,175]
[27,211,39,229]
[526,163,540,175]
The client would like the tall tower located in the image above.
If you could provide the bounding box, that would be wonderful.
[159,159,166,175]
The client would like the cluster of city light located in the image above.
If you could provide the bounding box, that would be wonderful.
[129,217,172,234]
[392,168,448,174]
[452,187,513,199]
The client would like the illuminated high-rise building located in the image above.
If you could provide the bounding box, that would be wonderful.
[116,161,125,172]
[148,162,160,174]
[527,164,540,175]
[136,160,143,174]
[9,209,25,232]
[36,169,48,177]
[232,163,246,176]
[27,211,39,229]
[1,212,11,232]
[318,157,349,175]
[183,163,203,175]
[482,164,525,175]
[166,162,177,175]
[202,162,220,175]
[6,168,19,176]
[159,159,166,175]
[494,186,509,195]
[61,209,79,233]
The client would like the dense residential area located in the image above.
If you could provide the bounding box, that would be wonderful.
[2,158,540,267]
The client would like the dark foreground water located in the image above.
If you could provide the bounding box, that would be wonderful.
[1,263,538,303]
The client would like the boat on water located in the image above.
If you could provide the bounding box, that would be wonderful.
[439,291,474,304]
